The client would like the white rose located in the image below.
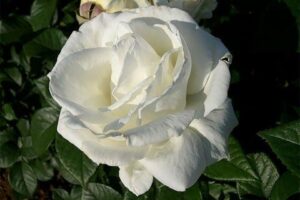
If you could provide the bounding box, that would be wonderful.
[152,0,217,19]
[49,6,237,195]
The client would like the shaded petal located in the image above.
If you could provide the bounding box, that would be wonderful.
[189,99,238,158]
[119,162,153,196]
[202,58,231,116]
[138,32,192,124]
[171,20,228,95]
[111,32,160,99]
[125,108,195,146]
[49,48,112,114]
[140,128,212,191]
[57,109,147,166]
[194,98,238,138]
[56,13,117,62]
[140,99,237,191]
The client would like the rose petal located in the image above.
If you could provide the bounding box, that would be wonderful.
[57,6,197,62]
[171,20,228,95]
[111,31,160,99]
[140,99,237,191]
[189,99,238,157]
[193,98,238,137]
[57,108,147,166]
[119,162,153,196]
[202,58,231,116]
[125,108,195,146]
[129,19,181,56]
[49,48,112,113]
[138,33,192,123]
[140,128,210,191]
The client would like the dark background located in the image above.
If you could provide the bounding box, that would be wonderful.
[206,0,300,156]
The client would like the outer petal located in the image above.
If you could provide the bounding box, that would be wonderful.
[189,99,238,159]
[57,109,147,166]
[140,99,237,191]
[194,98,238,138]
[140,128,211,191]
[202,57,231,116]
[49,48,112,114]
[171,20,229,95]
[119,162,153,196]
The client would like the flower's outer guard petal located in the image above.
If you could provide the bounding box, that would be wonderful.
[171,20,229,95]
[202,58,231,116]
[140,99,237,191]
[57,109,147,166]
[189,98,238,159]
[140,127,212,191]
[49,48,112,115]
[194,98,238,138]
[119,162,153,196]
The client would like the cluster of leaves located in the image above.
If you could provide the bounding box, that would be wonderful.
[0,0,299,199]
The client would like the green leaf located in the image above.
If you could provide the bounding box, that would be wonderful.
[0,72,9,84]
[29,0,57,31]
[31,107,58,155]
[0,16,32,45]
[123,191,152,200]
[56,134,98,187]
[205,160,256,181]
[2,103,16,121]
[52,188,70,200]
[259,120,300,177]
[0,128,16,146]
[8,162,37,196]
[204,137,257,182]
[30,159,54,181]
[16,119,30,137]
[4,67,22,86]
[238,153,279,198]
[228,137,257,177]
[19,136,38,160]
[10,46,21,65]
[208,183,236,200]
[270,171,300,200]
[55,156,80,185]
[34,76,59,108]
[156,183,203,200]
[81,183,122,200]
[0,142,20,168]
[70,186,83,200]
[23,28,67,57]
[237,181,264,198]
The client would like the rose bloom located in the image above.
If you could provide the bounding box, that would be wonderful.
[49,6,237,195]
